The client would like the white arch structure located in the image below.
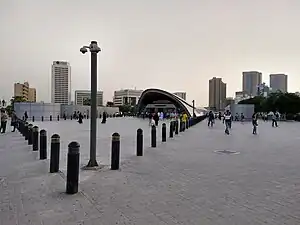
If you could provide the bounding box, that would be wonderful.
[137,88,207,117]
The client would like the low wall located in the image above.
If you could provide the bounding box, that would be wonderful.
[14,102,119,121]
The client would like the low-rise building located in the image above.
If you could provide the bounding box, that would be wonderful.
[75,90,103,106]
[113,89,143,106]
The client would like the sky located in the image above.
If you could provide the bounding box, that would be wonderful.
[1,0,300,106]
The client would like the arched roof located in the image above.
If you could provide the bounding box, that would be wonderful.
[137,88,207,117]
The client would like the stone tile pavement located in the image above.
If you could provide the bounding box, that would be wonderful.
[1,119,300,224]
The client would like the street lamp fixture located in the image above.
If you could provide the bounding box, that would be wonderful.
[80,41,101,168]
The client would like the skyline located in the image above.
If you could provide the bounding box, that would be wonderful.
[1,0,300,105]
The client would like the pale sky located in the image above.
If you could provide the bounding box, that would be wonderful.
[1,0,300,106]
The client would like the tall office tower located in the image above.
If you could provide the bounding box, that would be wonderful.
[242,71,262,96]
[51,61,71,104]
[209,77,226,111]
[270,74,288,93]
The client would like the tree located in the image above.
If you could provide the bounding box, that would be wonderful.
[238,92,300,114]
[106,101,114,107]
[10,96,26,111]
[83,98,91,106]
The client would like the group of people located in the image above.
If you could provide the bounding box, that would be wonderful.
[0,109,18,134]
[207,110,280,135]
[147,111,188,127]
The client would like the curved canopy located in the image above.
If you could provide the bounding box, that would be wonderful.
[137,88,206,117]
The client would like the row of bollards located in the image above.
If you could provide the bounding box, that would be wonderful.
[15,115,205,196]
[16,120,80,195]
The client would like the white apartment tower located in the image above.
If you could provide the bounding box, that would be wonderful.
[51,61,71,104]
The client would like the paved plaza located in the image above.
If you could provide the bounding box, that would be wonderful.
[1,118,300,224]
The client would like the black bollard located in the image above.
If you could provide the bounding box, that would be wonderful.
[40,130,47,160]
[41,116,44,122]
[20,121,24,135]
[24,122,29,139]
[66,141,80,194]
[162,123,166,142]
[50,115,52,121]
[28,124,33,145]
[70,115,73,120]
[111,133,120,170]
[172,121,176,132]
[136,129,143,156]
[151,125,156,147]
[50,134,60,173]
[57,115,60,121]
[32,116,35,122]
[32,126,39,151]
[175,120,179,135]
[169,122,174,138]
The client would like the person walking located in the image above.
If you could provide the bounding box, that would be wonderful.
[208,111,214,127]
[271,111,278,127]
[224,110,232,135]
[153,112,159,126]
[11,111,17,132]
[252,112,258,134]
[1,109,8,133]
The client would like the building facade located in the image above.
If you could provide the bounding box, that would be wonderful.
[242,71,262,96]
[270,74,288,93]
[28,88,36,102]
[75,90,103,106]
[209,77,226,111]
[113,89,143,106]
[14,82,36,102]
[51,61,71,104]
[173,92,186,100]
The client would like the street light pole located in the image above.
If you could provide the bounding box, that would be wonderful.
[81,41,101,168]
[192,100,195,117]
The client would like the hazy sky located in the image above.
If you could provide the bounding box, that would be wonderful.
[1,0,300,106]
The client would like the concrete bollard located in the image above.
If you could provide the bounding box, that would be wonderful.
[28,124,33,145]
[50,134,60,173]
[136,129,143,156]
[24,122,29,139]
[32,126,39,151]
[162,123,166,142]
[50,115,52,121]
[32,116,35,122]
[41,116,44,122]
[151,125,156,148]
[169,122,174,138]
[57,115,60,121]
[66,142,80,194]
[111,133,120,170]
[175,120,179,135]
[40,130,47,160]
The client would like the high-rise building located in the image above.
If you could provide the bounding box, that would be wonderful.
[173,92,186,100]
[75,90,103,106]
[28,88,36,102]
[51,61,71,104]
[242,71,262,96]
[14,81,36,102]
[270,74,288,93]
[113,89,143,106]
[209,77,226,111]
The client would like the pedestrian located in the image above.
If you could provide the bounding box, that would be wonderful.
[252,112,258,134]
[78,112,83,124]
[1,109,8,133]
[11,111,17,132]
[208,111,214,127]
[224,110,232,135]
[24,111,28,122]
[271,111,278,127]
[153,112,159,126]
